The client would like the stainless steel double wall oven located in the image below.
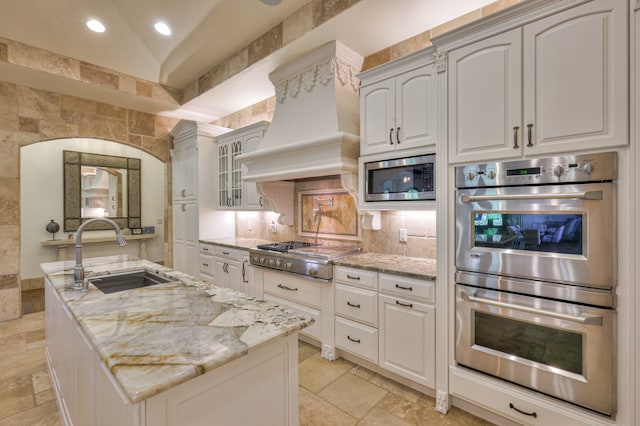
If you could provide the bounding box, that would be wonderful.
[454,152,616,416]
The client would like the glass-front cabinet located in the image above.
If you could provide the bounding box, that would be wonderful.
[216,121,268,210]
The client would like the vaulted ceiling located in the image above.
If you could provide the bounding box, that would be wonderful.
[0,0,496,121]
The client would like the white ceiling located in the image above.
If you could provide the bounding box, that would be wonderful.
[0,0,496,122]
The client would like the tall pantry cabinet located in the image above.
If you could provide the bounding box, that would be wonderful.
[170,120,234,276]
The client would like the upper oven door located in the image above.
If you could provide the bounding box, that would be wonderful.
[455,182,614,290]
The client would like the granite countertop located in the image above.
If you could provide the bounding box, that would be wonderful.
[199,237,276,250]
[333,253,437,281]
[41,255,313,404]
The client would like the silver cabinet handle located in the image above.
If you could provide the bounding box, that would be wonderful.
[181,189,186,197]
[242,260,248,283]
[396,126,401,144]
[346,301,361,308]
[509,403,537,418]
[389,128,394,145]
[277,284,298,291]
[461,291,603,325]
[513,126,520,149]
[526,123,534,147]
[347,335,361,344]
[460,190,603,203]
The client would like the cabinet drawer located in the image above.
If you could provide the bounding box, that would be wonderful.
[200,243,214,255]
[213,246,245,261]
[335,284,377,327]
[334,266,378,290]
[263,270,321,309]
[263,294,321,341]
[379,273,434,303]
[335,317,378,363]
[199,253,215,277]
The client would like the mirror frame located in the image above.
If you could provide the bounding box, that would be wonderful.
[63,150,141,231]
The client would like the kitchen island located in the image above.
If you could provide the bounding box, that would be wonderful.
[42,255,313,426]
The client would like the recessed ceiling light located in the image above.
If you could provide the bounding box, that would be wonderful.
[260,0,282,5]
[154,22,172,36]
[86,19,106,33]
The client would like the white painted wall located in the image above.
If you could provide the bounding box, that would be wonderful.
[20,138,166,279]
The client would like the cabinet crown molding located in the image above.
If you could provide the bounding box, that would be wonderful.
[358,46,436,85]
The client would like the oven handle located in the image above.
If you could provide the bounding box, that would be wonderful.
[459,190,603,203]
[461,291,603,325]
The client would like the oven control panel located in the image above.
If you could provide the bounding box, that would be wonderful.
[455,152,616,188]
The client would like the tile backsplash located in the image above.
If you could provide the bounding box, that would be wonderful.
[235,177,436,259]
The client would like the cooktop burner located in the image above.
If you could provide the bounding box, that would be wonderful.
[255,241,317,253]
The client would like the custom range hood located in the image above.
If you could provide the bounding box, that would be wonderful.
[238,41,364,183]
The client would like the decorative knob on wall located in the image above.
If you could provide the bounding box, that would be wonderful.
[46,219,60,241]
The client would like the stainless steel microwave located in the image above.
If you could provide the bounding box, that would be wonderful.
[364,154,435,201]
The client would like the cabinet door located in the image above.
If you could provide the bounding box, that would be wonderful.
[243,132,264,210]
[173,202,198,275]
[448,28,523,163]
[172,148,185,201]
[230,139,243,208]
[226,261,243,292]
[214,258,229,287]
[378,294,435,388]
[217,142,230,209]
[523,0,628,154]
[360,79,396,155]
[395,65,437,150]
[182,143,198,199]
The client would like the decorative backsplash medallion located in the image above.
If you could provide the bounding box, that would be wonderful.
[298,189,359,240]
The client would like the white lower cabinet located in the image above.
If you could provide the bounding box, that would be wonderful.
[212,244,251,295]
[378,293,435,388]
[333,266,436,390]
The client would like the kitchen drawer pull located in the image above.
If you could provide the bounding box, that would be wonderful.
[396,126,401,144]
[526,123,534,147]
[277,284,298,291]
[223,251,229,255]
[347,335,361,344]
[259,196,263,207]
[395,283,413,291]
[389,128,394,145]
[202,247,209,252]
[395,300,413,308]
[509,403,537,418]
[203,263,209,267]
[346,301,361,308]
[460,190,603,203]
[346,274,360,280]
[462,292,603,325]
[512,126,519,149]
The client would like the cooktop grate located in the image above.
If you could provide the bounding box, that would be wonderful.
[256,241,317,253]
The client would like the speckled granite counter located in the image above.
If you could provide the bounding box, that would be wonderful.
[333,253,437,281]
[41,255,313,404]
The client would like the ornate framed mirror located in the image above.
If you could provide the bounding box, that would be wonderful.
[63,150,141,231]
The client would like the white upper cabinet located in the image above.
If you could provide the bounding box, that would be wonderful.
[216,121,268,210]
[172,141,198,201]
[360,50,438,156]
[448,0,628,163]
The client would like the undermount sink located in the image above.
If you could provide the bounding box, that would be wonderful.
[87,269,172,294]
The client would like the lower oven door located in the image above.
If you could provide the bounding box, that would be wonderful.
[455,283,615,416]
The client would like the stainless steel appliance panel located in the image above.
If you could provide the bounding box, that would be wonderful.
[365,153,435,201]
[455,182,615,290]
[456,283,615,415]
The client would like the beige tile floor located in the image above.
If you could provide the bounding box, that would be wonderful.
[2,293,492,425]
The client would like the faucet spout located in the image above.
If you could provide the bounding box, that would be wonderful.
[73,218,127,291]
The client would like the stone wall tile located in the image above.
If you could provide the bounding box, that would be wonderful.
[152,85,181,104]
[0,286,20,321]
[248,24,283,65]
[96,103,127,120]
[128,134,143,148]
[0,82,17,98]
[283,3,313,45]
[482,0,525,16]
[0,177,19,226]
[77,113,127,142]
[127,110,155,136]
[390,31,431,60]
[0,97,19,131]
[228,48,249,78]
[8,40,80,80]
[17,86,60,120]
[0,42,7,62]
[18,117,39,133]
[142,137,171,162]
[199,62,229,94]
[154,116,179,141]
[59,95,97,114]
[80,62,119,90]
[0,133,19,178]
[136,81,152,98]
[0,225,19,275]
[361,49,391,72]
[182,80,199,104]
[119,74,137,95]
[312,0,355,28]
